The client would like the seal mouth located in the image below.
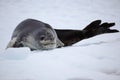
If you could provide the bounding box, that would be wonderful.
[43,43,56,49]
[43,42,55,46]
[40,42,56,50]
[39,40,56,49]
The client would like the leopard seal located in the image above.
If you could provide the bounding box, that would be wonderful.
[6,19,64,50]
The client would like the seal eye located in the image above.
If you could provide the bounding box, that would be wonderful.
[40,35,45,40]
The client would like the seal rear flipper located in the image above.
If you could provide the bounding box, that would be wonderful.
[83,20,101,31]
[94,22,119,35]
[83,20,119,39]
[98,22,119,33]
[82,20,102,38]
[105,29,119,33]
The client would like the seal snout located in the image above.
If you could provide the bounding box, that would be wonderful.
[39,35,55,41]
[39,37,56,50]
[40,39,56,46]
[39,40,56,50]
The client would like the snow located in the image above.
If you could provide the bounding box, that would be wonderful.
[0,0,120,80]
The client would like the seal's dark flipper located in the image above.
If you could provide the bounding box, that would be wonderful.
[106,29,119,33]
[100,23,115,28]
[83,20,119,38]
[99,23,119,33]
[96,22,119,35]
[83,20,101,30]
[55,20,119,47]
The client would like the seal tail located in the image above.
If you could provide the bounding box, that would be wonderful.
[82,20,119,39]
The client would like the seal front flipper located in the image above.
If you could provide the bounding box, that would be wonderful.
[6,37,23,49]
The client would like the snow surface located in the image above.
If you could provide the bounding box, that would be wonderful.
[0,0,120,80]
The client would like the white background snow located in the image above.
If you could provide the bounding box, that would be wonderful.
[0,0,120,80]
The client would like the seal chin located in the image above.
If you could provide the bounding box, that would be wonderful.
[39,40,57,50]
[41,43,56,50]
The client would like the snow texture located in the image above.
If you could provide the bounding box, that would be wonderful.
[0,0,120,80]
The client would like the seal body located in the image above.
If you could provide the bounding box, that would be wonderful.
[7,19,64,50]
[7,19,119,50]
[55,20,119,46]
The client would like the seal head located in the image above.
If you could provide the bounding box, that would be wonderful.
[7,19,64,50]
